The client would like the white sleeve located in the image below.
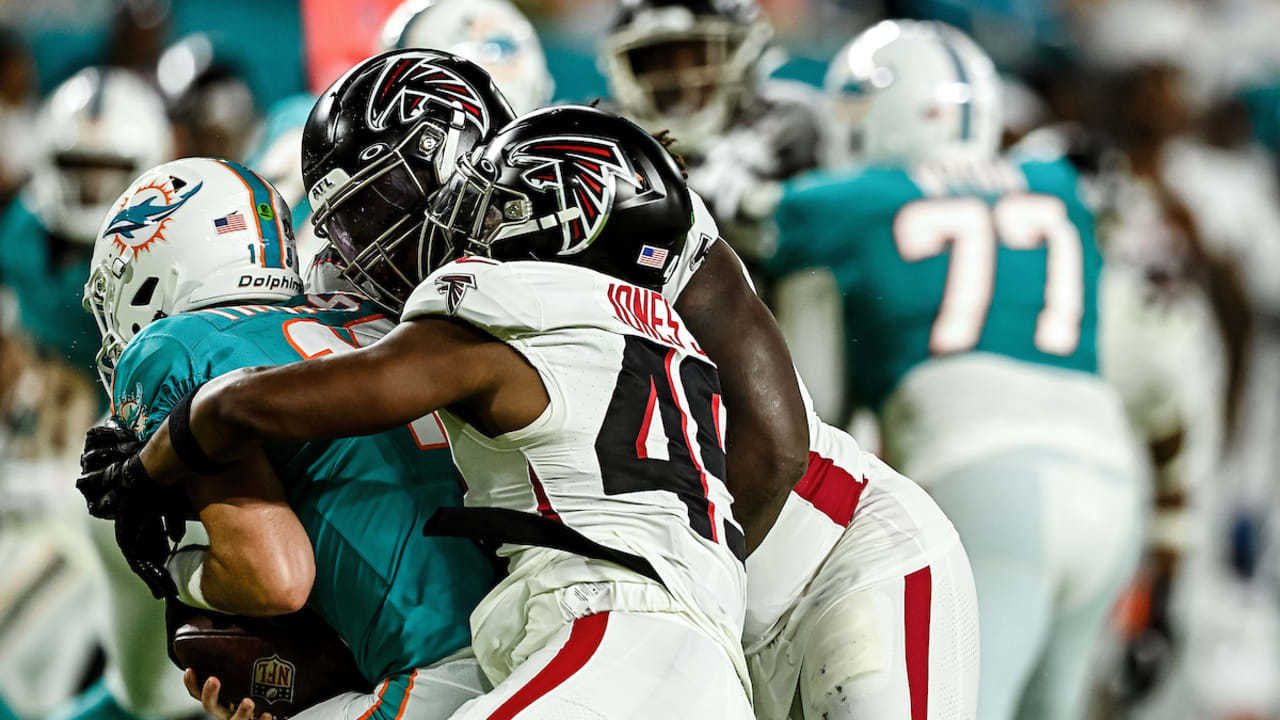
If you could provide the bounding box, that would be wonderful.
[661,191,721,303]
[401,258,545,338]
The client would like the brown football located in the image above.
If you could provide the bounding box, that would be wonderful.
[171,609,371,719]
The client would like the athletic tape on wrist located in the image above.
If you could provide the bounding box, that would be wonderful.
[169,384,234,474]
[166,545,221,612]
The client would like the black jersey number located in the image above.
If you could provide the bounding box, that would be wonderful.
[595,336,727,544]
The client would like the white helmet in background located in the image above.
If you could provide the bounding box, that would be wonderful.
[29,67,174,244]
[83,158,301,390]
[602,0,773,152]
[377,0,554,114]
[824,20,1000,167]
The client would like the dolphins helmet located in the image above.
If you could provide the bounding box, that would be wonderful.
[84,158,300,391]
[29,67,174,244]
[378,0,553,114]
[824,20,1000,166]
[302,49,515,311]
[425,105,693,291]
[601,0,773,151]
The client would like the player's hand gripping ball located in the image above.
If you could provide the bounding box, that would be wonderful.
[172,609,370,719]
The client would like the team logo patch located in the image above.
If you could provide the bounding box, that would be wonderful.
[366,55,489,133]
[114,382,149,436]
[434,273,476,314]
[250,654,295,704]
[508,136,644,255]
[104,178,203,256]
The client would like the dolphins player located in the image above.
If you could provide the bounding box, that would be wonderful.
[81,157,494,720]
[767,21,1146,720]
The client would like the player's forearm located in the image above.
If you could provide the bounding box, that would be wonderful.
[677,244,810,552]
[139,325,463,482]
[724,419,806,553]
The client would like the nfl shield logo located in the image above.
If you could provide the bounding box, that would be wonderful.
[251,655,295,703]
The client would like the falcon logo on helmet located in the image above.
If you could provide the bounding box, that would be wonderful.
[434,273,476,314]
[509,135,643,254]
[366,55,490,134]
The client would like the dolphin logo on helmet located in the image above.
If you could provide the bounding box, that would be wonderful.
[104,179,203,255]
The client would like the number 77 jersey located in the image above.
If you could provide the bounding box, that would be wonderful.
[767,155,1102,411]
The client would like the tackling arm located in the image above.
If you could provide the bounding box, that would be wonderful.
[139,316,547,484]
[182,450,315,616]
[675,242,810,553]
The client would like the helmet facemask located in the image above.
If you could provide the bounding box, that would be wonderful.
[424,154,581,264]
[311,111,471,311]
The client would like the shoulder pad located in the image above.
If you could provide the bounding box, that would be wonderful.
[401,258,545,337]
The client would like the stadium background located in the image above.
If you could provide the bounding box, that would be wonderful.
[2,0,1280,719]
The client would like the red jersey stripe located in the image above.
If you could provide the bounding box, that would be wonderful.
[486,612,610,720]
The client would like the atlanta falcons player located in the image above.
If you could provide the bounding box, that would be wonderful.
[296,47,977,717]
[79,107,754,719]
[301,48,517,302]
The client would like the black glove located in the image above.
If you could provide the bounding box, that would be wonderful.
[77,420,149,519]
[115,493,185,599]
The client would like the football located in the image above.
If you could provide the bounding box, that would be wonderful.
[171,608,371,719]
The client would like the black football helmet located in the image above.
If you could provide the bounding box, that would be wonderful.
[424,105,693,291]
[601,0,772,150]
[302,49,515,310]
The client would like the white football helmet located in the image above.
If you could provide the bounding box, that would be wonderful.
[83,158,301,391]
[28,67,174,244]
[377,0,554,115]
[824,20,1000,167]
[601,0,773,152]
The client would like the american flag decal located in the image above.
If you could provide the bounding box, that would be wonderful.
[213,212,248,234]
[636,245,668,268]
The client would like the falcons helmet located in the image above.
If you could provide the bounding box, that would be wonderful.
[302,49,515,310]
[424,105,693,291]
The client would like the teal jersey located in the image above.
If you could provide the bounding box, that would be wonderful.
[0,197,99,373]
[768,157,1101,410]
[112,293,493,684]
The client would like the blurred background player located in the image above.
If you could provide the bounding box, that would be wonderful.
[763,20,1147,720]
[0,64,175,720]
[377,0,554,115]
[0,66,172,379]
[601,0,826,259]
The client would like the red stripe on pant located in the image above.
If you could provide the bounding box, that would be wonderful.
[904,567,933,720]
[487,612,610,720]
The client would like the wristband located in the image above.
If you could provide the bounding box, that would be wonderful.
[169,384,234,474]
[166,545,221,612]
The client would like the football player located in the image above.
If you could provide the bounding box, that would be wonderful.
[0,66,172,374]
[0,66,176,720]
[81,156,496,720]
[81,106,755,720]
[308,44,979,720]
[766,21,1146,720]
[377,0,554,114]
[600,0,828,257]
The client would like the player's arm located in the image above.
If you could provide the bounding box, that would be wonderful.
[175,449,315,617]
[675,242,809,553]
[139,316,546,484]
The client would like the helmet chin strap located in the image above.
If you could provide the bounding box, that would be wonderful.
[435,103,469,182]
[489,207,583,246]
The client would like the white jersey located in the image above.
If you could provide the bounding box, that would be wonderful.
[401,257,748,686]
